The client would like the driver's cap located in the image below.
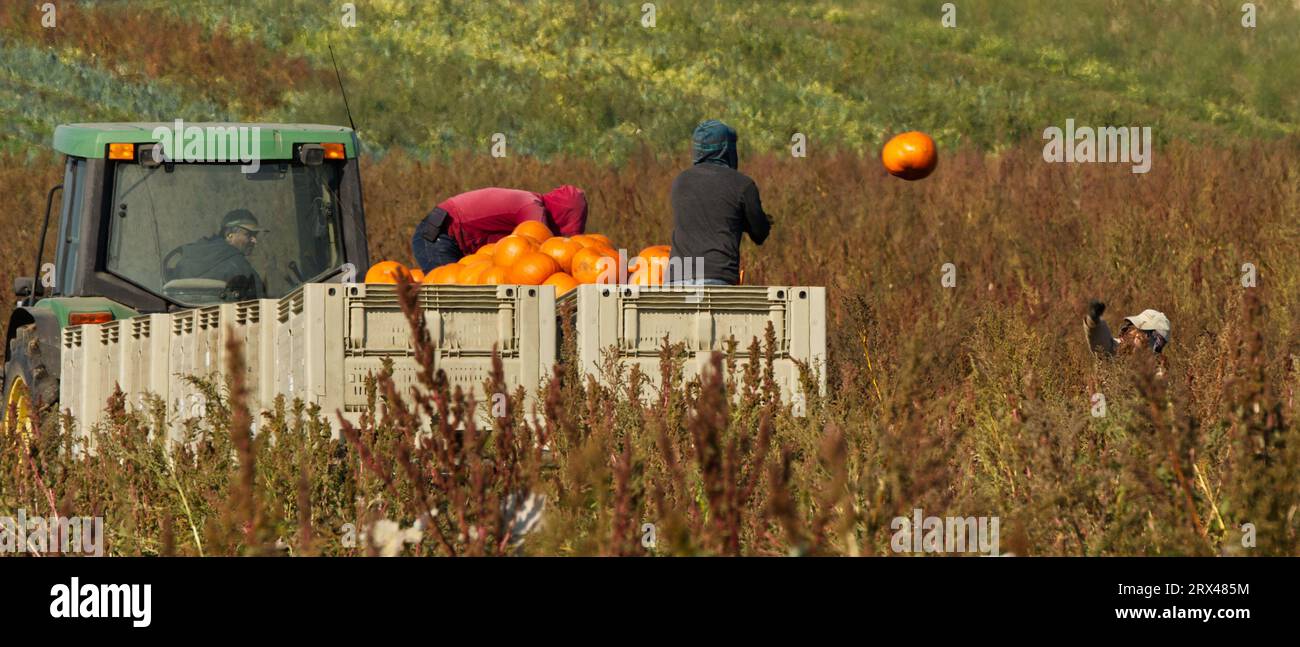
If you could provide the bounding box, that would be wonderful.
[222,209,269,232]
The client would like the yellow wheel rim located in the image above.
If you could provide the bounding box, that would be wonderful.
[5,375,34,443]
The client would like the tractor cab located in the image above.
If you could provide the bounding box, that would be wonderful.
[36,123,370,311]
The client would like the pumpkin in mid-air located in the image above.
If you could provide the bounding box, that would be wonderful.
[882,131,937,181]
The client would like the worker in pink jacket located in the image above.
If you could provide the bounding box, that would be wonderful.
[411,186,588,271]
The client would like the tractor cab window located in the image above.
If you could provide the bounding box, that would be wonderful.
[55,157,88,295]
[105,161,346,306]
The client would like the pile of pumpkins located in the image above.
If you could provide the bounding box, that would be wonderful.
[363,221,671,295]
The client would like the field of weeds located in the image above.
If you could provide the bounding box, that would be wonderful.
[3,139,1297,556]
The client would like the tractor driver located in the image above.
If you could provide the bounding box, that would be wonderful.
[172,209,268,300]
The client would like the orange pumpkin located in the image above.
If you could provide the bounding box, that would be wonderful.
[513,220,554,244]
[628,255,666,285]
[881,131,937,181]
[506,251,560,285]
[571,247,620,284]
[423,263,462,284]
[364,261,411,284]
[569,234,601,248]
[492,235,536,268]
[479,265,508,285]
[542,272,579,296]
[639,245,670,259]
[635,245,670,279]
[539,237,584,273]
[456,261,491,284]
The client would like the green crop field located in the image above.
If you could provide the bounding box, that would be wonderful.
[0,1,1297,557]
[3,0,1300,159]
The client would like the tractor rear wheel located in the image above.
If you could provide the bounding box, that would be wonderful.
[3,324,58,442]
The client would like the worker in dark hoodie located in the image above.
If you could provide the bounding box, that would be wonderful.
[411,185,588,271]
[666,120,771,285]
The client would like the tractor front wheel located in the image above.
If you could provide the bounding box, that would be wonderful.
[2,324,58,442]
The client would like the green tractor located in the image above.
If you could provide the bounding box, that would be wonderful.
[3,123,371,437]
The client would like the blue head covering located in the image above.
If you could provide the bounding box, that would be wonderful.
[691,119,738,169]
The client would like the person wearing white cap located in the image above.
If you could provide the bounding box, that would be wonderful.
[1085,300,1170,356]
[1118,309,1170,354]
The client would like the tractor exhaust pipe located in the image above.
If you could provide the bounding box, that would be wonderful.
[24,184,63,306]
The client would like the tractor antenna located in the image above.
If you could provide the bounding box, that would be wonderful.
[327,41,357,133]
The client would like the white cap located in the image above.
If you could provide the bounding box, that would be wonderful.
[1124,309,1170,341]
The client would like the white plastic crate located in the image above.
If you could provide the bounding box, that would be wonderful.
[225,299,279,429]
[166,306,225,425]
[56,283,559,441]
[562,284,827,414]
[273,283,346,417]
[60,315,173,442]
[89,321,123,423]
[61,303,271,442]
[118,314,173,417]
[71,321,117,440]
[276,283,557,434]
[59,324,91,436]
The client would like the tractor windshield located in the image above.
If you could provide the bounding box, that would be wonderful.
[105,161,347,306]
